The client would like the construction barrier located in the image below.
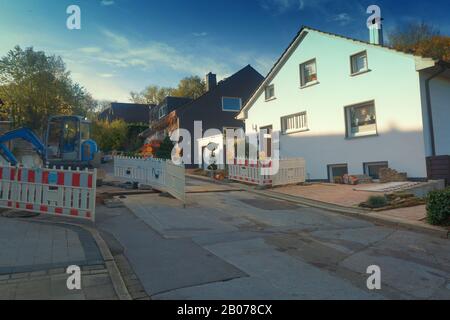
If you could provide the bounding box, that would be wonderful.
[0,165,97,222]
[228,158,306,187]
[114,156,186,202]
[228,159,273,186]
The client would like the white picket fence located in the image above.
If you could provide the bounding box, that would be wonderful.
[228,158,306,187]
[114,156,186,202]
[0,165,97,222]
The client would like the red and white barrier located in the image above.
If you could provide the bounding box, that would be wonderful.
[228,158,273,186]
[0,165,97,222]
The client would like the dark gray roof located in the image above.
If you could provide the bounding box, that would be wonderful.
[98,103,155,123]
[177,65,264,116]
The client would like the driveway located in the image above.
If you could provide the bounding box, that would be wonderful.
[96,177,450,300]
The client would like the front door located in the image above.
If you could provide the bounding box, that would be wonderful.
[260,125,273,159]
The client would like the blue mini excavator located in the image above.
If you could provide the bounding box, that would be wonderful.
[0,115,99,168]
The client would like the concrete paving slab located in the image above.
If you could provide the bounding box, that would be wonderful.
[340,252,450,299]
[97,206,246,296]
[184,238,383,300]
[121,194,239,239]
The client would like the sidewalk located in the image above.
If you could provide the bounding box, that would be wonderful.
[186,174,449,238]
[272,183,428,222]
[0,216,119,300]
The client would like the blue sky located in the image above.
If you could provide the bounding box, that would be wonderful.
[1,0,449,102]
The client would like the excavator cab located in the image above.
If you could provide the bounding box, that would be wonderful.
[45,116,98,167]
[0,115,99,168]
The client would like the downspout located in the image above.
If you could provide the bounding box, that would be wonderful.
[424,62,447,157]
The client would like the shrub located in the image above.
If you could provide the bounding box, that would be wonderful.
[156,136,174,160]
[92,120,128,152]
[92,120,146,153]
[366,196,388,208]
[426,188,450,226]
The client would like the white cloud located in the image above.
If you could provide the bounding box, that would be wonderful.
[193,32,208,37]
[87,29,238,79]
[329,13,352,26]
[101,0,115,6]
[97,73,115,78]
[79,47,102,54]
[260,0,303,13]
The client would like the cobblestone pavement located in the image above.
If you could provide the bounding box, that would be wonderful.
[0,217,118,300]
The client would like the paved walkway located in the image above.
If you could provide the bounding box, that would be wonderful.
[273,183,384,207]
[0,216,118,300]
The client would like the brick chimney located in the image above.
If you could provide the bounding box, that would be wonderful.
[205,72,217,92]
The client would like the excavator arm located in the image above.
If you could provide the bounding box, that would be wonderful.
[0,128,46,166]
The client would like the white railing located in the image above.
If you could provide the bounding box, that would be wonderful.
[114,156,186,202]
[0,164,97,222]
[228,158,306,187]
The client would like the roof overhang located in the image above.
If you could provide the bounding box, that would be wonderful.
[236,29,309,120]
[417,60,450,79]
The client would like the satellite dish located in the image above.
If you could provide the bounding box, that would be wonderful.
[206,142,219,152]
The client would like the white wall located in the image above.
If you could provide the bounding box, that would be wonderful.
[245,30,428,180]
[429,76,450,156]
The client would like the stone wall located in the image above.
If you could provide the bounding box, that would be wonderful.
[379,168,408,183]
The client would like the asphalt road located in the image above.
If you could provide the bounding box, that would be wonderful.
[96,177,450,300]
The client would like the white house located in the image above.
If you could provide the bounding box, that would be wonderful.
[237,26,450,182]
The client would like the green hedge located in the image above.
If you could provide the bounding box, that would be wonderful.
[426,188,450,226]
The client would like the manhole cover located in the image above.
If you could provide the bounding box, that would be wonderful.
[1,210,40,218]
[239,199,300,211]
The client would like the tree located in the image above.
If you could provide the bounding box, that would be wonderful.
[129,75,207,105]
[0,46,95,134]
[92,119,128,152]
[130,86,174,105]
[389,22,450,62]
[172,76,206,100]
[155,136,174,160]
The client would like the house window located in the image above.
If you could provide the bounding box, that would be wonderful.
[345,101,377,138]
[300,59,318,87]
[364,161,388,179]
[328,164,348,183]
[281,112,308,134]
[159,105,168,119]
[351,51,368,75]
[222,97,242,112]
[265,84,275,101]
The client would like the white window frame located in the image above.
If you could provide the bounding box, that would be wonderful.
[221,97,242,112]
[300,59,318,88]
[350,51,369,75]
[345,101,378,138]
[265,84,275,101]
[281,111,308,135]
